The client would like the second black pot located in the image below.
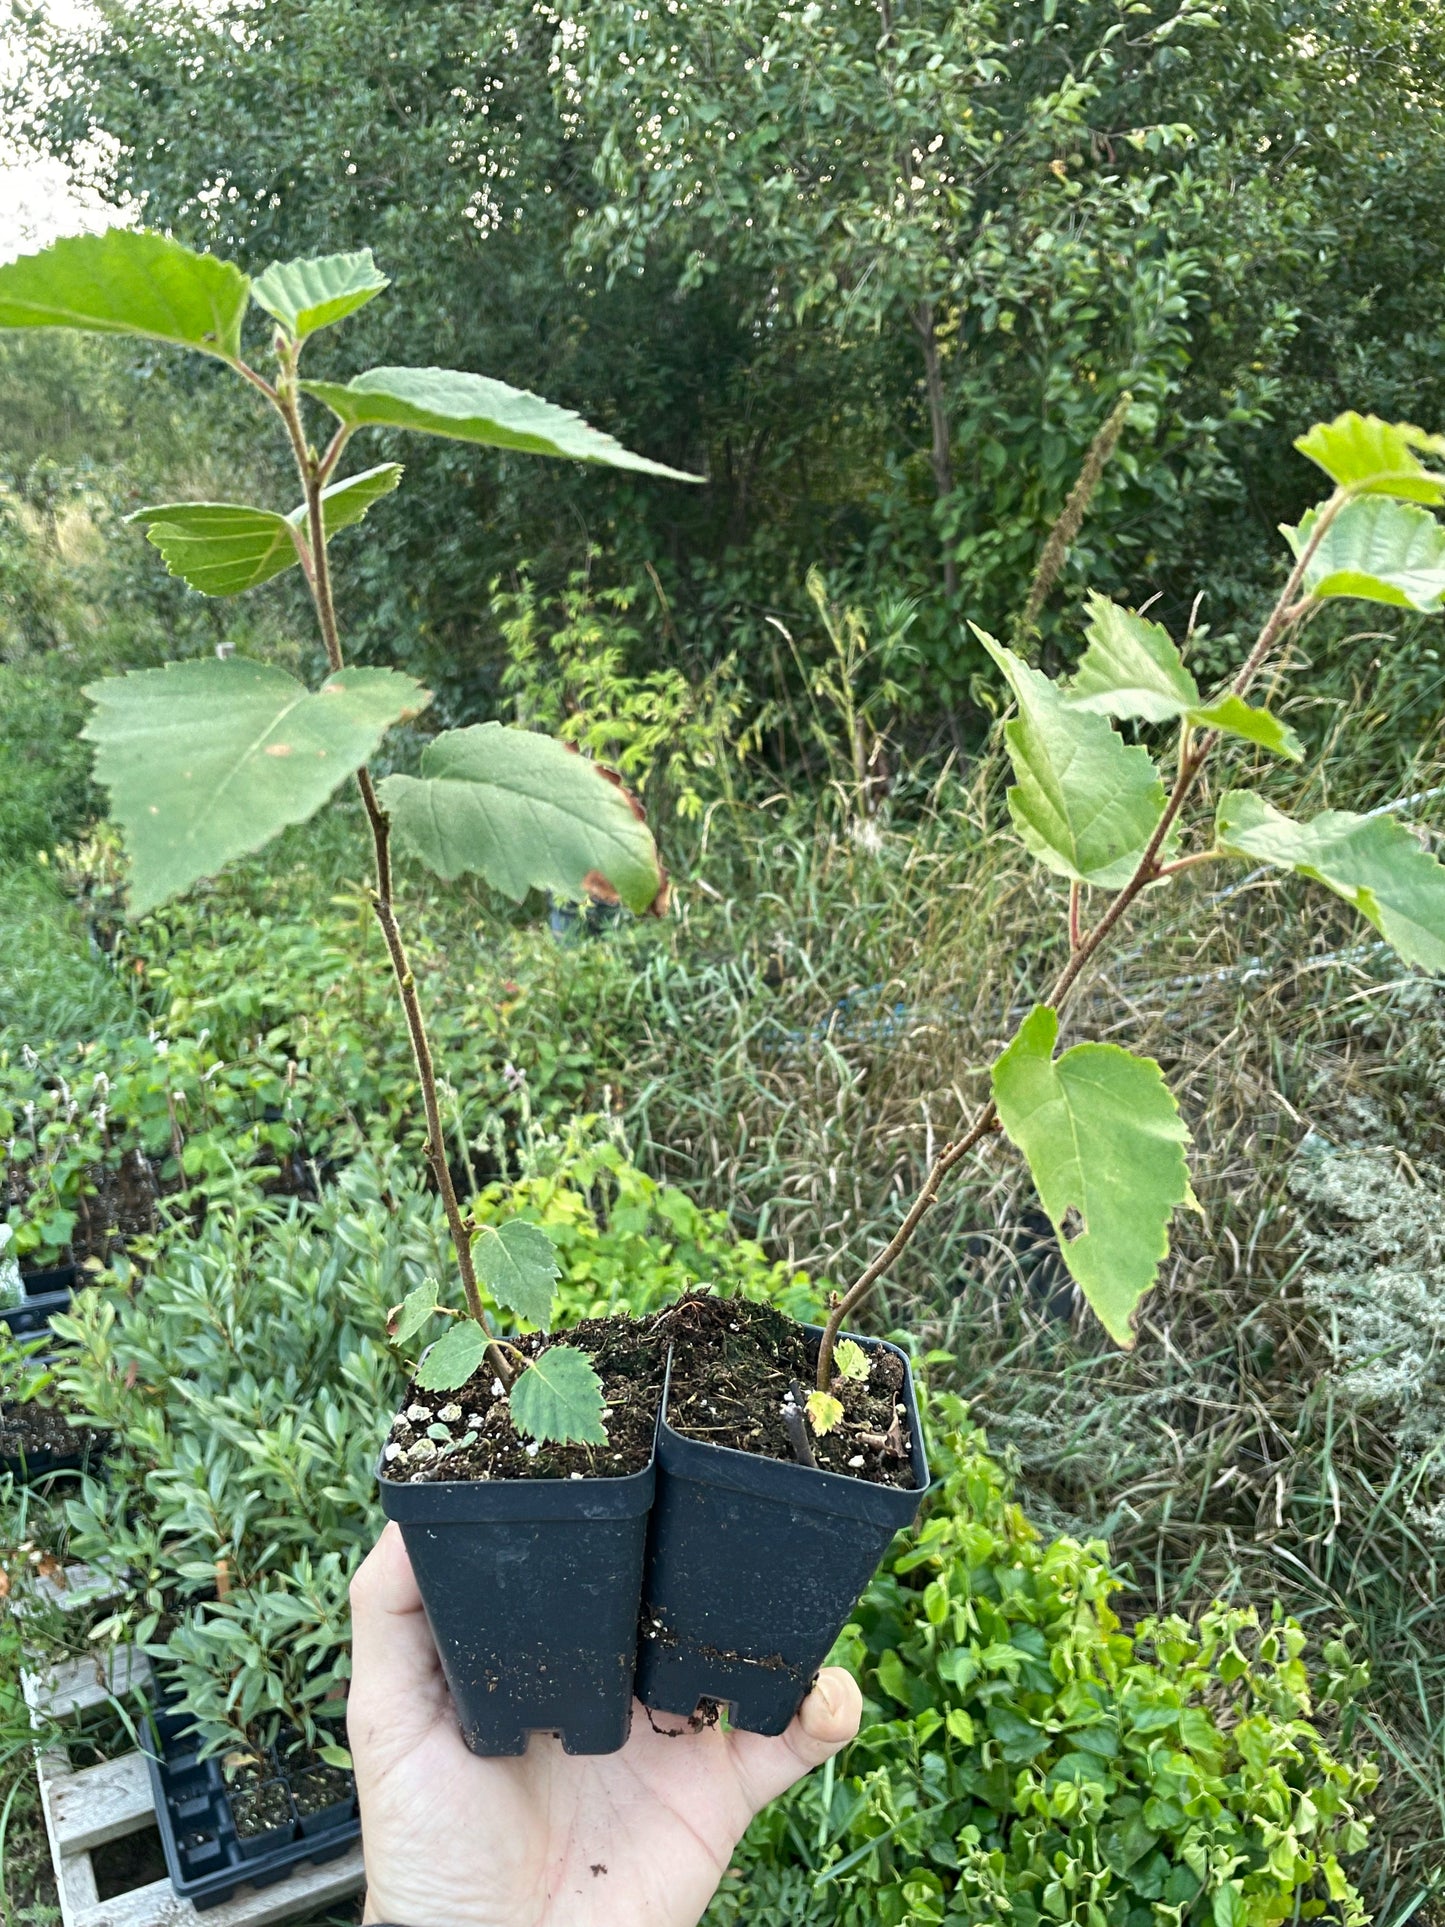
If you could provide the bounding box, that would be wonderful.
[634,1329,929,1736]
[379,1448,655,1757]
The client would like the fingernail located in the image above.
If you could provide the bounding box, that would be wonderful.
[811,1674,838,1721]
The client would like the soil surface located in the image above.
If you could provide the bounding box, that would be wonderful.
[230,1773,292,1840]
[386,1314,665,1483]
[290,1761,353,1821]
[653,1292,917,1488]
[0,1393,95,1466]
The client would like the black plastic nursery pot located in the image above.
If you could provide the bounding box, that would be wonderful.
[2,1263,78,1342]
[143,1693,358,1909]
[379,1446,656,1757]
[635,1329,929,1736]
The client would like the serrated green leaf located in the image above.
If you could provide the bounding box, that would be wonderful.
[977,627,1169,888]
[251,249,389,339]
[833,1339,869,1383]
[508,1345,607,1446]
[299,365,701,482]
[0,230,249,361]
[1295,412,1445,504]
[991,1005,1193,1349]
[1067,596,1302,761]
[415,1319,491,1393]
[473,1220,559,1327]
[82,658,430,913]
[388,1278,440,1347]
[377,722,664,914]
[129,464,403,597]
[1216,790,1445,971]
[1286,497,1445,611]
[807,1391,844,1436]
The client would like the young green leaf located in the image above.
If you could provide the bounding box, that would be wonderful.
[299,366,702,482]
[129,465,403,598]
[976,628,1170,887]
[1295,412,1445,505]
[1285,497,1445,611]
[472,1220,560,1327]
[377,722,666,914]
[83,659,430,914]
[508,1345,607,1446]
[415,1319,492,1393]
[991,1005,1194,1350]
[1067,596,1302,761]
[387,1277,441,1347]
[1216,790,1445,972]
[0,230,249,361]
[250,249,389,339]
[318,1743,353,1771]
[806,1390,845,1436]
[833,1339,870,1383]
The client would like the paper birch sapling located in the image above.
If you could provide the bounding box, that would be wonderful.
[814,412,1445,1399]
[0,229,696,1447]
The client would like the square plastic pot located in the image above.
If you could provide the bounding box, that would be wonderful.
[1,1264,77,1343]
[635,1329,929,1736]
[379,1446,655,1758]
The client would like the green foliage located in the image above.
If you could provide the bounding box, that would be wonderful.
[377,722,667,914]
[717,1402,1377,1927]
[250,248,389,341]
[0,230,249,361]
[414,1320,492,1395]
[82,658,429,914]
[471,1219,560,1327]
[508,1344,608,1447]
[1287,497,1445,611]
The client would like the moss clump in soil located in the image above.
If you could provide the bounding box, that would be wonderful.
[386,1313,664,1483]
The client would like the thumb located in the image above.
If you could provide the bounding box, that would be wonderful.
[347,1521,451,1758]
[726,1667,863,1816]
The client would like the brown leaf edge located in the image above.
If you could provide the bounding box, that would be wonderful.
[566,746,671,916]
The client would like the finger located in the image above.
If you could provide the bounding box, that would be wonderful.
[726,1667,863,1815]
[347,1523,448,1747]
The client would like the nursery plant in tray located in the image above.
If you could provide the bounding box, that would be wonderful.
[7,231,1445,1766]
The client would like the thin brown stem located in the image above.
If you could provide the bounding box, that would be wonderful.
[1068,880,1083,953]
[816,488,1349,1390]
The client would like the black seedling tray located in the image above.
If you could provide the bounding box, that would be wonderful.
[1,1264,78,1342]
[143,1689,358,1908]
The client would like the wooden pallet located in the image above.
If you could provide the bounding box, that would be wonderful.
[21,1576,366,1927]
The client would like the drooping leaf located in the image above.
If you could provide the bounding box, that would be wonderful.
[508,1345,607,1446]
[300,366,702,482]
[377,722,665,914]
[0,230,249,361]
[1286,497,1445,611]
[388,1278,441,1347]
[473,1220,560,1327]
[977,628,1169,888]
[806,1391,845,1436]
[1295,412,1445,505]
[1216,790,1445,972]
[129,464,402,597]
[415,1319,492,1393]
[82,658,430,913]
[991,1005,1193,1349]
[250,249,389,339]
[1067,596,1302,761]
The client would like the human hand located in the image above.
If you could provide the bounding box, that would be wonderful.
[347,1521,862,1927]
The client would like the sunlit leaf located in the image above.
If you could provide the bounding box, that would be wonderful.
[129,464,402,597]
[833,1339,870,1383]
[1216,790,1445,971]
[1067,596,1301,760]
[1295,412,1445,505]
[377,722,665,914]
[388,1278,440,1347]
[0,230,249,361]
[1287,497,1445,611]
[300,365,702,481]
[82,658,430,913]
[977,627,1169,888]
[473,1220,559,1327]
[806,1391,844,1436]
[251,249,389,339]
[508,1345,607,1446]
[991,1005,1194,1349]
[415,1320,491,1393]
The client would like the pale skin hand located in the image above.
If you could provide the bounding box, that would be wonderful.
[348,1522,863,1927]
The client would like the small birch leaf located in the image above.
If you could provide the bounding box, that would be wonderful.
[806,1391,845,1436]
[977,627,1169,887]
[833,1339,870,1383]
[251,249,389,339]
[1295,412,1445,504]
[378,722,664,914]
[1216,790,1445,972]
[388,1278,440,1347]
[991,1005,1193,1349]
[1287,497,1445,610]
[509,1346,607,1446]
[415,1320,491,1393]
[473,1220,559,1327]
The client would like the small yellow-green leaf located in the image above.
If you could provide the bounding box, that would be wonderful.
[806,1391,844,1436]
[251,248,389,339]
[1188,694,1303,762]
[833,1339,870,1383]
[1295,412,1445,505]
[473,1220,559,1327]
[509,1345,607,1445]
[991,1005,1193,1349]
[1286,497,1445,611]
[415,1320,491,1393]
[1216,790,1445,972]
[0,229,250,361]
